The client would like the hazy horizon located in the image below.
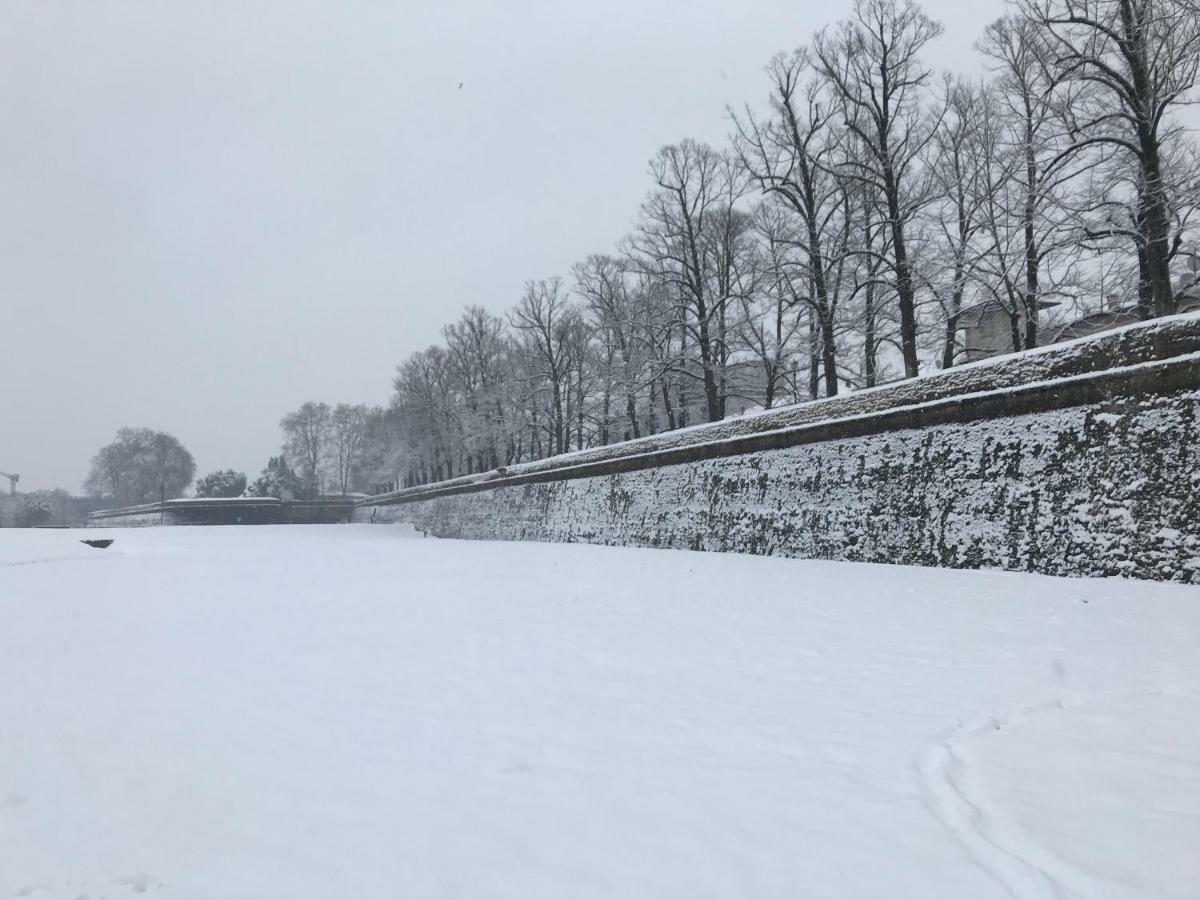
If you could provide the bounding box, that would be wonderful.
[2,0,1006,493]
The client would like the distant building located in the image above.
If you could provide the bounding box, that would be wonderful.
[961,277,1200,364]
[961,298,1059,363]
[1049,286,1200,344]
[1048,297,1142,343]
[1044,248,1200,347]
[641,359,773,435]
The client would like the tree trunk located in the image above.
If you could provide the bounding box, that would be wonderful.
[1023,135,1041,349]
[941,307,960,369]
[864,278,878,387]
[576,364,585,450]
[659,378,676,431]
[600,386,611,445]
[1135,229,1154,319]
[819,313,838,397]
[625,392,639,440]
[1141,161,1177,316]
[552,382,564,455]
[882,168,921,377]
[697,323,721,422]
[808,315,820,400]
[1119,0,1177,318]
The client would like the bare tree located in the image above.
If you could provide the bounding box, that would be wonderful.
[634,140,744,421]
[973,14,1093,350]
[510,278,577,456]
[328,404,370,495]
[734,49,853,395]
[921,77,990,367]
[354,406,405,493]
[392,348,461,483]
[814,0,943,378]
[1023,0,1200,316]
[574,254,649,439]
[739,205,809,407]
[629,272,686,432]
[280,401,332,498]
[444,306,511,470]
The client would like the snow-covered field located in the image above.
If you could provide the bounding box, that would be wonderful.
[1,526,1197,899]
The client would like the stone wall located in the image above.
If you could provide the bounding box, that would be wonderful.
[356,315,1200,583]
[87,502,182,528]
[89,498,356,527]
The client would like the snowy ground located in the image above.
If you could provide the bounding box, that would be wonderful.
[1,526,1197,899]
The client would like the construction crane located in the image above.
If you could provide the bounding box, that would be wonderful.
[0,471,19,495]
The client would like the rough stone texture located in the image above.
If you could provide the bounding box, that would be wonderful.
[359,388,1200,582]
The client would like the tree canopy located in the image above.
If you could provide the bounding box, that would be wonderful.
[246,456,303,500]
[84,428,196,506]
[194,469,248,498]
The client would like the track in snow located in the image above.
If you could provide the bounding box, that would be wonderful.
[920,684,1200,900]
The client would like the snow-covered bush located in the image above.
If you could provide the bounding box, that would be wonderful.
[195,469,248,498]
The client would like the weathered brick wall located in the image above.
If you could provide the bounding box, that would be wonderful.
[356,330,1200,582]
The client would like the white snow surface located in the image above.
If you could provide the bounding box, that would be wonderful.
[1,525,1198,899]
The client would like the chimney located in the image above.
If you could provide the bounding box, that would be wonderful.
[1105,293,1120,312]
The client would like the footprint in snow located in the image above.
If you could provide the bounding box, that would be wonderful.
[0,791,30,809]
[14,875,164,898]
[14,886,52,898]
[117,874,164,894]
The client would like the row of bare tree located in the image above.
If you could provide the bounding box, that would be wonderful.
[316,0,1200,490]
[273,401,384,497]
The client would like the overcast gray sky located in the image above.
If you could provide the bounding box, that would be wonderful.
[1,0,1006,492]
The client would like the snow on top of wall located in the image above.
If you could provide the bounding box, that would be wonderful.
[168,497,280,504]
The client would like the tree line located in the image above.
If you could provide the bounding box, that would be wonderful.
[367,0,1200,489]
[80,408,385,505]
[86,0,1200,501]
